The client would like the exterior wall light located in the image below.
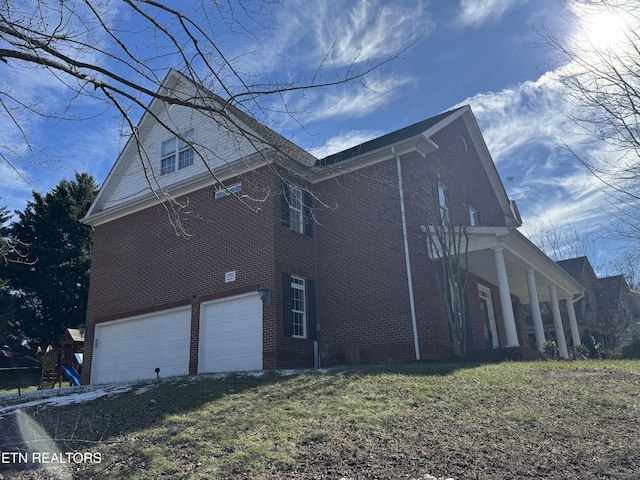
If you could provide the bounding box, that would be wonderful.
[257,288,271,306]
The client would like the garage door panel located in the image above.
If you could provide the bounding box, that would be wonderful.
[91,306,191,384]
[199,293,262,373]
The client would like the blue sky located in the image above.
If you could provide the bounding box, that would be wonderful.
[0,0,635,271]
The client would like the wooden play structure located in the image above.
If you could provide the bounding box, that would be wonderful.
[38,328,84,389]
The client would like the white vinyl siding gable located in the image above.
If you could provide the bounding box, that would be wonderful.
[85,75,269,218]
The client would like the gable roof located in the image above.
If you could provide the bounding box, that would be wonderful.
[599,275,630,301]
[84,74,518,228]
[83,69,318,226]
[318,107,465,167]
[313,105,519,227]
[556,256,602,283]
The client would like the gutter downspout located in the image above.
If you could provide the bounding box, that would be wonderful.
[393,147,421,361]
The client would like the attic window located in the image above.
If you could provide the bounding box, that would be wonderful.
[160,129,194,175]
[215,183,242,199]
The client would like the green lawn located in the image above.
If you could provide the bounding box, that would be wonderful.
[2,360,640,479]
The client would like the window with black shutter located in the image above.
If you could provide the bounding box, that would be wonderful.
[280,182,314,236]
[282,272,317,340]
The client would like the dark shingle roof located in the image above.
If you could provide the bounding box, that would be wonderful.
[557,256,589,279]
[317,106,466,167]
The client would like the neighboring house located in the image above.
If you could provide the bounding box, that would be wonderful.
[80,70,584,384]
[554,257,640,350]
[549,256,602,348]
[597,275,640,347]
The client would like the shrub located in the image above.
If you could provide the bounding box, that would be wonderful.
[618,335,640,359]
[543,340,559,359]
[573,343,590,359]
[581,334,602,359]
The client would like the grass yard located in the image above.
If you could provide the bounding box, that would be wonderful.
[1,360,640,479]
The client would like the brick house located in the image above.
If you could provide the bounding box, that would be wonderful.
[81,70,583,384]
[549,257,640,351]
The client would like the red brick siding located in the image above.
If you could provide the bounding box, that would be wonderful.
[314,160,417,364]
[273,171,319,368]
[83,167,284,383]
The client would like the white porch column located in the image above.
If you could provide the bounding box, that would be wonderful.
[492,246,520,347]
[566,298,582,348]
[526,269,546,353]
[549,285,569,358]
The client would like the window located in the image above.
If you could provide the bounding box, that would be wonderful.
[214,183,242,199]
[160,129,194,175]
[282,273,317,340]
[178,136,194,169]
[291,276,306,338]
[281,183,313,236]
[438,182,449,223]
[469,206,480,226]
[288,186,304,233]
[160,137,176,175]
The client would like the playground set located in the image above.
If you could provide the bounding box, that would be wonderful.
[38,328,84,389]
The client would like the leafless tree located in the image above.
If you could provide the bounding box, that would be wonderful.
[423,221,472,357]
[0,1,412,234]
[591,280,636,348]
[542,0,640,243]
[524,218,598,262]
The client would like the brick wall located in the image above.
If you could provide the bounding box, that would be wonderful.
[83,115,525,382]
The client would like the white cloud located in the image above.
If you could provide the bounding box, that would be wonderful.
[455,59,636,253]
[456,0,529,27]
[246,0,432,73]
[302,74,413,123]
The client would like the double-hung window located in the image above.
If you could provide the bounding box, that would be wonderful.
[160,129,194,175]
[281,182,313,236]
[160,137,177,175]
[291,276,306,338]
[178,134,194,169]
[282,272,317,340]
[288,187,304,234]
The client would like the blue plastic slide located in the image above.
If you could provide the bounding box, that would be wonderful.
[59,365,81,386]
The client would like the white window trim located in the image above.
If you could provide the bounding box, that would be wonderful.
[160,129,194,175]
[289,186,304,234]
[291,275,307,339]
[160,137,176,176]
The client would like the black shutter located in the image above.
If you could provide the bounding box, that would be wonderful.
[307,279,317,341]
[280,182,290,228]
[303,191,314,237]
[282,272,293,337]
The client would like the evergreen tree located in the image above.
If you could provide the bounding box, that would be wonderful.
[6,173,98,349]
[0,203,20,352]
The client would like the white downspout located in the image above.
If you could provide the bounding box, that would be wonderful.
[393,147,421,361]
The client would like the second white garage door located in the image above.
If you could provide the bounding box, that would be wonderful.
[199,292,263,373]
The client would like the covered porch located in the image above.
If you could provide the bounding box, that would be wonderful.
[428,226,584,358]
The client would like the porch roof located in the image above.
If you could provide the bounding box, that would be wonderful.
[430,226,584,304]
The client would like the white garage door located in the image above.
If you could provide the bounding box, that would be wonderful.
[91,306,191,384]
[199,292,263,373]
